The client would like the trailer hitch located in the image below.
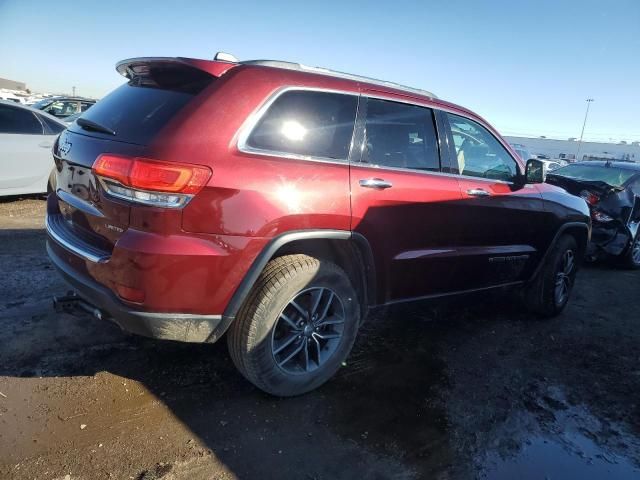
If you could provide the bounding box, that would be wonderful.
[53,292,104,320]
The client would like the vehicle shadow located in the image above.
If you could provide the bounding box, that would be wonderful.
[0,228,461,479]
[1,302,462,479]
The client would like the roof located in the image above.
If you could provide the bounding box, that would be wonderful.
[239,60,437,99]
[115,56,437,100]
[114,55,513,128]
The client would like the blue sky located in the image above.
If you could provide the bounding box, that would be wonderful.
[1,0,639,142]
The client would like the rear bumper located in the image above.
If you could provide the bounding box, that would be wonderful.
[45,195,269,321]
[47,241,227,342]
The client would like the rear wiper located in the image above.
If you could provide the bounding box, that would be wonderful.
[77,118,116,136]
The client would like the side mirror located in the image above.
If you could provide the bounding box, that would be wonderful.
[525,158,545,184]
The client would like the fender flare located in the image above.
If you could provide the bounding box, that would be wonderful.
[219,229,376,328]
[529,221,590,281]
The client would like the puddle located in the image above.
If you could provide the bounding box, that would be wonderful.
[477,398,640,480]
[483,432,640,479]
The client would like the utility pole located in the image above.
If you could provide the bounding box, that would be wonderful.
[576,98,594,161]
[72,86,76,97]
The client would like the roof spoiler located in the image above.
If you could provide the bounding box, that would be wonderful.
[116,57,237,80]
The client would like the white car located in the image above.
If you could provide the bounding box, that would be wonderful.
[0,100,66,196]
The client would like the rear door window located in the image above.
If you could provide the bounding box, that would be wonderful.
[361,98,440,171]
[68,64,215,145]
[245,90,358,160]
[0,104,44,134]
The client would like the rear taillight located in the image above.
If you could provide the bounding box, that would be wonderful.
[579,190,600,206]
[93,154,211,208]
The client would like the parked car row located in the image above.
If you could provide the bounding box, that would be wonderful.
[30,96,96,118]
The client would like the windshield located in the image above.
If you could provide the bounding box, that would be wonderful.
[31,98,54,109]
[551,164,637,188]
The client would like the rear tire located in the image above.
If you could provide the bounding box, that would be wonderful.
[619,234,640,270]
[524,235,578,318]
[227,254,360,396]
[47,169,57,195]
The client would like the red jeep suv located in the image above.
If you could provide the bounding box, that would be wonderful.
[47,55,590,396]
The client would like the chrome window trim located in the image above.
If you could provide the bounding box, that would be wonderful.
[236,86,519,184]
[356,95,515,185]
[236,86,359,165]
[365,92,522,170]
[350,163,514,185]
[240,59,437,99]
[358,96,443,174]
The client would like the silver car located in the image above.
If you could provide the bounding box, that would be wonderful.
[0,100,67,196]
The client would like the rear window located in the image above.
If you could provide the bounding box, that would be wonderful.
[552,164,637,188]
[0,104,44,134]
[69,64,214,145]
[245,90,358,160]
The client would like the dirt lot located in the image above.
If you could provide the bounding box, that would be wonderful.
[1,197,639,480]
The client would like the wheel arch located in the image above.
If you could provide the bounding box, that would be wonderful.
[222,230,375,326]
[529,221,590,282]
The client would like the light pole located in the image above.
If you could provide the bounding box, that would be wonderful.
[576,98,594,160]
[72,86,76,96]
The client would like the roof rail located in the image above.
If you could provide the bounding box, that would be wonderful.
[240,59,437,99]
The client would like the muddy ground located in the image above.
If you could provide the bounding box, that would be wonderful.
[0,197,639,480]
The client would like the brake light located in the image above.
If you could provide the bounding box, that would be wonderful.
[94,155,211,194]
[93,154,211,208]
[579,190,599,206]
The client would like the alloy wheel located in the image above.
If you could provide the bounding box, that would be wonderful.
[271,287,345,374]
[631,236,640,265]
[554,249,575,306]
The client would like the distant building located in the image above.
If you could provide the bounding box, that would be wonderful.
[505,136,639,163]
[0,77,27,91]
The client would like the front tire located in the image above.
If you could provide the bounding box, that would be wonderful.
[524,235,578,317]
[619,234,640,270]
[227,254,360,396]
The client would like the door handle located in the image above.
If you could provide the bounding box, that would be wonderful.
[466,188,491,197]
[38,142,53,149]
[359,178,393,189]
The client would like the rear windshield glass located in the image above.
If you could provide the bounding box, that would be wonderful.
[551,164,637,188]
[69,64,214,145]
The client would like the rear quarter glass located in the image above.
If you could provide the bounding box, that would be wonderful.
[68,65,214,146]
